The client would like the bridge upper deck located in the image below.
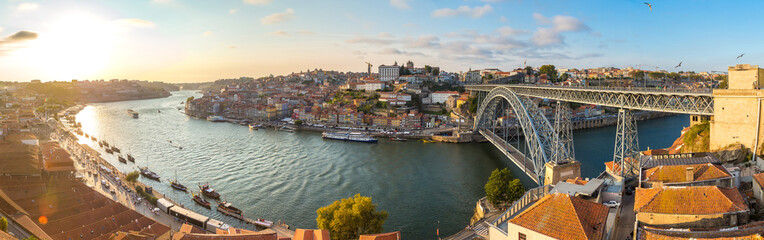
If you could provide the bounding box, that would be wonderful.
[466,84,714,115]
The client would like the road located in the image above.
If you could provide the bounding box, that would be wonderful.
[612,191,636,240]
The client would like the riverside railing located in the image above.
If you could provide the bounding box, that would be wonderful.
[468,83,714,95]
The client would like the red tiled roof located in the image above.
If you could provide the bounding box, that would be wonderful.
[359,231,400,240]
[293,229,330,240]
[565,177,589,185]
[634,186,748,215]
[509,193,609,240]
[753,173,764,187]
[641,163,731,183]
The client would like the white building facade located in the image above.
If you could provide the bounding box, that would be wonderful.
[379,63,400,82]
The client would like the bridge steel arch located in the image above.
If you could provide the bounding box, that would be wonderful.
[474,86,563,184]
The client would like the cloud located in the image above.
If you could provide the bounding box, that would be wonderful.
[495,26,528,36]
[530,13,591,47]
[261,8,295,25]
[17,3,38,11]
[405,35,439,48]
[531,28,562,46]
[377,48,427,56]
[202,31,212,37]
[115,19,156,28]
[244,0,272,5]
[296,30,316,35]
[346,36,396,45]
[152,0,173,4]
[390,0,411,9]
[0,27,3,34]
[499,16,507,23]
[402,23,418,28]
[268,30,290,36]
[432,4,493,19]
[378,32,393,38]
[229,9,238,14]
[0,31,39,55]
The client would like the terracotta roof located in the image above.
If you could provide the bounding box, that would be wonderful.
[634,186,748,215]
[642,149,668,156]
[359,231,400,240]
[638,221,764,240]
[565,177,589,185]
[641,163,731,183]
[753,173,764,187]
[509,193,609,240]
[293,229,330,240]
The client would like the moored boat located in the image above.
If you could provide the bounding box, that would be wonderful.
[170,170,187,191]
[98,141,104,147]
[322,132,378,143]
[276,126,295,132]
[216,200,243,215]
[118,155,127,163]
[192,191,211,208]
[390,137,407,141]
[199,183,220,199]
[248,123,264,130]
[111,146,121,153]
[139,167,161,181]
[127,154,135,162]
[105,148,113,154]
[207,116,225,122]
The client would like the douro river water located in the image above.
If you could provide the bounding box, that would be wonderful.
[75,90,688,239]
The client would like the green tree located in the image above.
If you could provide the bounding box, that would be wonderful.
[539,65,558,82]
[667,72,680,81]
[424,65,432,74]
[294,120,303,126]
[432,67,440,76]
[524,66,534,76]
[126,171,140,182]
[316,194,388,240]
[629,70,645,80]
[186,96,194,102]
[0,216,7,232]
[648,72,666,79]
[560,73,570,82]
[484,168,526,207]
[399,67,411,76]
[24,236,39,240]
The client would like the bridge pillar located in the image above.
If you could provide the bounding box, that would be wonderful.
[613,108,640,178]
[553,101,575,163]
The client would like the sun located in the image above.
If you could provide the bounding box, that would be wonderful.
[26,12,116,81]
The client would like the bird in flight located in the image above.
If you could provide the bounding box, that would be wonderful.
[644,2,652,12]
[675,61,682,68]
[737,53,745,59]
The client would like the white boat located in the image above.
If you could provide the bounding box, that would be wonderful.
[322,132,378,143]
[207,116,225,122]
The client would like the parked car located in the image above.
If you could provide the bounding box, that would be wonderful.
[603,201,620,208]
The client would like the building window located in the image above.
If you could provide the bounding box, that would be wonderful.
[519,233,527,240]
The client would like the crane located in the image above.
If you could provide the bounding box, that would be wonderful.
[364,62,373,78]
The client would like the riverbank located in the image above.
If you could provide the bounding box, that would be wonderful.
[55,104,294,236]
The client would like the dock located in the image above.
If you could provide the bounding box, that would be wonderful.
[216,206,279,229]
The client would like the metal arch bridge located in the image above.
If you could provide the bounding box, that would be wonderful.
[468,84,715,185]
[467,84,714,116]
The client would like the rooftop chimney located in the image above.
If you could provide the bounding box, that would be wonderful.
[685,167,694,182]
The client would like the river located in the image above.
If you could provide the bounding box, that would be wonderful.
[74,90,689,239]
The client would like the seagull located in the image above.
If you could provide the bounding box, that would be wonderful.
[737,53,745,59]
[644,2,652,12]
[675,61,682,68]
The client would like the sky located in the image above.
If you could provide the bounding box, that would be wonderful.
[0,0,761,83]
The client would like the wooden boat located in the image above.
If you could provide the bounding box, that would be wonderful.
[98,141,104,147]
[111,146,121,153]
[192,191,211,208]
[390,137,407,141]
[127,154,135,162]
[140,167,161,181]
[216,200,243,215]
[118,156,127,163]
[169,171,187,191]
[105,148,113,154]
[199,183,220,199]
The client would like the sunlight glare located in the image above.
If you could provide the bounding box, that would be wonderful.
[28,12,116,81]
